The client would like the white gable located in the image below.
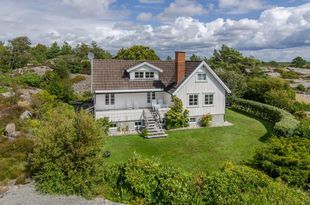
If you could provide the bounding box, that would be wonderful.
[127,62,162,80]
[173,62,229,117]
[173,61,231,94]
[126,62,163,73]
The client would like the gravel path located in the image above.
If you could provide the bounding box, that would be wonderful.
[0,183,123,205]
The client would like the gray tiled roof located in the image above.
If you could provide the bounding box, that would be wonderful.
[92,59,201,92]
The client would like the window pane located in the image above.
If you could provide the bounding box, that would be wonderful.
[189,118,196,122]
[189,94,198,106]
[204,94,214,105]
[139,72,144,78]
[110,94,115,105]
[152,92,155,100]
[198,73,206,80]
[150,72,154,78]
[135,72,139,78]
[105,94,110,105]
[145,72,150,78]
[147,92,151,103]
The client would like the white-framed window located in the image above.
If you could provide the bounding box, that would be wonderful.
[105,93,115,105]
[188,94,199,106]
[189,117,196,123]
[204,94,214,105]
[110,123,117,128]
[145,72,154,78]
[134,121,144,128]
[197,73,207,81]
[134,71,155,79]
[147,92,156,103]
[134,72,144,79]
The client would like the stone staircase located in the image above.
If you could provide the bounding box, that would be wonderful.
[143,109,167,138]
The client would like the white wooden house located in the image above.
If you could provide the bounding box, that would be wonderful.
[92,51,231,137]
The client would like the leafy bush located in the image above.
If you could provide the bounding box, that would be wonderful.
[244,77,291,103]
[96,117,111,135]
[31,110,106,198]
[230,97,299,136]
[103,155,194,204]
[55,55,82,74]
[200,114,212,127]
[296,118,310,138]
[103,156,309,204]
[52,57,70,79]
[296,84,306,91]
[165,96,189,129]
[281,71,299,79]
[141,128,148,137]
[42,71,74,102]
[199,163,308,204]
[264,89,296,112]
[252,137,310,190]
[18,72,41,87]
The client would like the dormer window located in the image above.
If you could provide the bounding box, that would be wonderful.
[145,72,154,78]
[134,71,155,79]
[127,62,163,80]
[135,72,144,79]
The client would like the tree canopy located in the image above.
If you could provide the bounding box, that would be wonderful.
[291,56,306,68]
[115,45,160,60]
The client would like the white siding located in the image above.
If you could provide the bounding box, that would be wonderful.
[174,66,226,117]
[96,109,144,121]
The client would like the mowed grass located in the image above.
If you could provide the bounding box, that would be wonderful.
[104,109,272,172]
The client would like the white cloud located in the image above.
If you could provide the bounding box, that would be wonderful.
[137,12,153,21]
[139,0,164,3]
[157,0,207,21]
[219,0,268,14]
[62,0,116,15]
[0,1,309,61]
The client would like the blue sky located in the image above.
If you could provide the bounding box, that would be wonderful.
[0,0,309,61]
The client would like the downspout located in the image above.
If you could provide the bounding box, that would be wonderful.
[88,52,95,116]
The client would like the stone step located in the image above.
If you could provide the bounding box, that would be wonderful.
[146,134,168,138]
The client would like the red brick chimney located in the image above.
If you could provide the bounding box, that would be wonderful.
[175,51,185,84]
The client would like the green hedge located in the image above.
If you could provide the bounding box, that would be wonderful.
[102,156,309,204]
[230,98,299,136]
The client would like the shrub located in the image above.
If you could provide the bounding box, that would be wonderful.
[296,118,310,138]
[103,156,309,204]
[252,137,310,190]
[141,128,148,137]
[200,114,212,127]
[281,71,299,79]
[18,72,41,87]
[103,155,194,204]
[230,97,299,136]
[52,57,70,79]
[165,96,189,129]
[48,81,74,102]
[31,110,106,198]
[96,117,111,135]
[296,84,306,91]
[31,90,73,120]
[199,163,308,204]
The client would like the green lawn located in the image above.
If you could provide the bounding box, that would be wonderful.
[104,109,272,172]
